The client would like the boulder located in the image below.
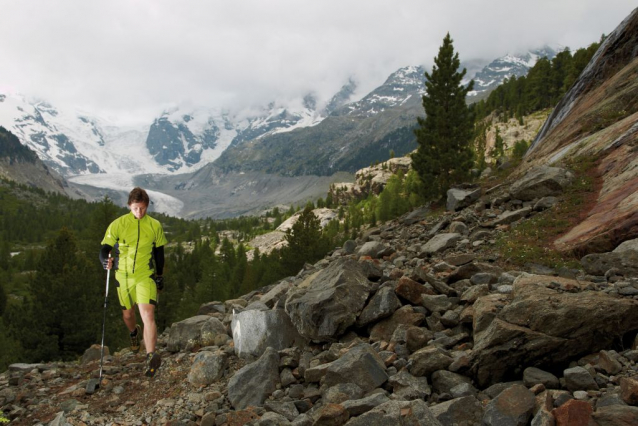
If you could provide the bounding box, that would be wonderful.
[188,351,228,386]
[81,344,109,365]
[200,317,228,347]
[231,308,306,359]
[431,370,475,396]
[447,187,481,212]
[323,383,364,404]
[563,366,599,392]
[285,258,372,342]
[593,405,638,426]
[342,393,391,417]
[523,367,560,389]
[509,166,573,201]
[620,377,638,405]
[227,347,280,409]
[313,403,349,426]
[581,251,638,277]
[421,233,462,256]
[197,301,225,315]
[387,369,431,400]
[552,400,593,425]
[489,207,532,226]
[394,276,431,305]
[357,241,388,259]
[471,274,638,387]
[614,238,638,253]
[356,286,402,327]
[408,346,453,377]
[369,306,425,342]
[322,344,388,392]
[343,399,442,426]
[483,384,535,426]
[429,396,483,426]
[167,316,223,352]
[260,281,294,309]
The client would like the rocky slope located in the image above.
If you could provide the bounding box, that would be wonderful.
[522,7,638,256]
[3,164,638,426]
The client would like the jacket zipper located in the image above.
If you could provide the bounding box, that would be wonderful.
[132,219,140,273]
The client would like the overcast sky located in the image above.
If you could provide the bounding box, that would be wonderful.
[1,1,634,125]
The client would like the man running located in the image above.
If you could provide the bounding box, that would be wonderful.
[99,187,168,377]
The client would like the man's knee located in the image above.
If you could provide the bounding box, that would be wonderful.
[122,309,135,321]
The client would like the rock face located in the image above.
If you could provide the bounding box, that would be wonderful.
[471,274,638,387]
[231,309,306,359]
[523,7,638,255]
[285,258,372,342]
[321,344,388,392]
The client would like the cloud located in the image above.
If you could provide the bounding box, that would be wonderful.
[0,0,633,125]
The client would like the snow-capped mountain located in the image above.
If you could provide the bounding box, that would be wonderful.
[334,66,426,117]
[467,46,558,98]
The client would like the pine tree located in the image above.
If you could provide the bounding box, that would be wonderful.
[412,33,475,200]
[282,206,326,276]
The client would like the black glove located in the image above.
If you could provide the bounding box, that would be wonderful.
[154,275,164,291]
[102,259,110,270]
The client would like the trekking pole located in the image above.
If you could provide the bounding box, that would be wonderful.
[86,254,110,394]
[98,256,111,383]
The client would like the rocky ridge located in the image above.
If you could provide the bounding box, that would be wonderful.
[3,164,638,426]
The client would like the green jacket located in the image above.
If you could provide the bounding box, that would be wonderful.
[101,212,168,276]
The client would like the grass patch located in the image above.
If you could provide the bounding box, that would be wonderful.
[493,155,600,269]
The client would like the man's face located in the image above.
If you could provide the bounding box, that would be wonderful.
[129,202,148,220]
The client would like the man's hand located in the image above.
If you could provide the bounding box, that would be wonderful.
[102,257,113,270]
[154,275,164,291]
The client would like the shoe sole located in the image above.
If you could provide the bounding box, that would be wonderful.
[145,353,162,378]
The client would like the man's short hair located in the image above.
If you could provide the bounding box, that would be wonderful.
[128,187,150,206]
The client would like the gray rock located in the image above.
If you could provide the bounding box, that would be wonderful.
[200,317,228,347]
[188,351,227,386]
[471,274,638,387]
[450,382,478,398]
[228,347,280,409]
[264,400,299,422]
[510,166,573,201]
[357,241,387,259]
[461,284,489,303]
[429,396,483,426]
[387,369,431,400]
[563,366,599,392]
[322,343,388,392]
[483,384,535,426]
[523,367,560,389]
[285,258,372,342]
[231,309,306,359]
[290,414,313,426]
[431,370,475,396]
[356,286,401,327]
[491,207,532,226]
[614,238,638,253]
[449,221,469,235]
[421,233,462,256]
[592,405,638,426]
[81,345,109,365]
[258,411,293,425]
[470,273,498,285]
[533,196,558,211]
[167,316,215,352]
[447,187,481,212]
[197,301,226,315]
[260,281,294,309]
[408,346,453,377]
[8,363,44,372]
[342,393,391,416]
[344,399,442,426]
[581,251,638,277]
[323,383,364,404]
[421,295,454,314]
[49,412,71,426]
[343,240,357,254]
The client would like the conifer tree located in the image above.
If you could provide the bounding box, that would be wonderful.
[412,33,475,200]
[282,206,326,276]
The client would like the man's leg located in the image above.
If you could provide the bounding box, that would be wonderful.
[138,304,157,353]
[122,308,137,333]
